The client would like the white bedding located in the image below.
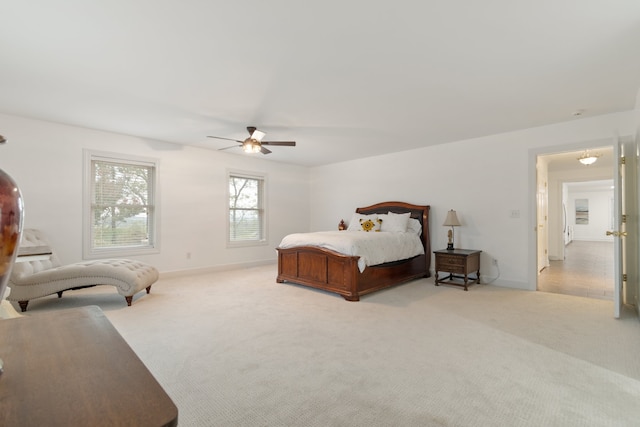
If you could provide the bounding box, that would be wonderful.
[278,230,424,273]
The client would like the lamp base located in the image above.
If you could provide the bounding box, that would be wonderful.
[446,243,454,250]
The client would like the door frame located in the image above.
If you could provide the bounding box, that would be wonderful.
[528,138,617,293]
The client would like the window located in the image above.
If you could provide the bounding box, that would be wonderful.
[228,172,266,246]
[84,151,159,257]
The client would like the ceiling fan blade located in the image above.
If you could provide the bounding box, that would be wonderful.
[252,130,266,141]
[261,141,296,146]
[246,126,266,141]
[209,128,294,155]
[207,136,243,143]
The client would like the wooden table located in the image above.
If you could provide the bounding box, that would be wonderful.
[0,306,178,426]
[434,249,482,291]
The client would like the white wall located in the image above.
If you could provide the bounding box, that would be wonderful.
[548,165,613,259]
[2,108,638,290]
[567,190,614,241]
[310,111,636,290]
[0,113,310,274]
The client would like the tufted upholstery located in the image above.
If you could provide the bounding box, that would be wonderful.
[1,286,21,319]
[7,229,159,312]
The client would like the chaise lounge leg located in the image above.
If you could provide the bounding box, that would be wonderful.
[57,291,64,298]
[18,300,29,312]
[125,286,151,307]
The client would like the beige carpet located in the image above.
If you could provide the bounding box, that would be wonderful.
[13,265,640,426]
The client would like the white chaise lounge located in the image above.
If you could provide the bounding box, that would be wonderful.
[7,229,159,312]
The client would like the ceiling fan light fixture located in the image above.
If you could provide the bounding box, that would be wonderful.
[208,126,295,155]
[242,139,261,153]
[578,150,600,166]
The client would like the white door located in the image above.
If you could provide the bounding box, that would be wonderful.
[611,139,625,318]
[536,159,549,273]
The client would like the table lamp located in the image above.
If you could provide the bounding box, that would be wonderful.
[442,209,460,250]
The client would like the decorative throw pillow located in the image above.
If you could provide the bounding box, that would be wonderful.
[347,213,377,231]
[380,211,411,232]
[359,218,383,232]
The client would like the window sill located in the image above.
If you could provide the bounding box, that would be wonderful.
[84,246,160,259]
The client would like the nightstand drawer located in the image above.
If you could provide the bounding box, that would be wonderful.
[441,264,466,274]
[437,255,465,267]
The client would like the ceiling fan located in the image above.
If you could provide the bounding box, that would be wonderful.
[207,126,296,155]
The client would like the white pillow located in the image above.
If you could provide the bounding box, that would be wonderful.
[347,213,378,231]
[359,217,382,232]
[407,218,422,235]
[380,211,411,233]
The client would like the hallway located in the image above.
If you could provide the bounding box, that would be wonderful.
[537,240,614,300]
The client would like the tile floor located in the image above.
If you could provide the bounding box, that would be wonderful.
[537,240,614,300]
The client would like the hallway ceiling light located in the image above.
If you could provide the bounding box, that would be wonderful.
[578,150,600,166]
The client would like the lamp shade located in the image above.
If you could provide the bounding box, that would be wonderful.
[443,210,460,227]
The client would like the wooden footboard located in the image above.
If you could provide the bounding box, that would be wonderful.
[276,246,428,301]
[277,246,361,300]
[276,200,431,301]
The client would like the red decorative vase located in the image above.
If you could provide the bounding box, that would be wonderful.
[0,166,23,376]
[0,167,23,305]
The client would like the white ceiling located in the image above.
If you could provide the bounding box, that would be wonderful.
[1,1,639,167]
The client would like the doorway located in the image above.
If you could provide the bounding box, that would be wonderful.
[535,147,615,300]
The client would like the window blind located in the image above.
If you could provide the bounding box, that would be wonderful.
[229,175,264,242]
[91,159,154,249]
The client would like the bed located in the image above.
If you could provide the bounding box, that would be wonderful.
[276,201,431,301]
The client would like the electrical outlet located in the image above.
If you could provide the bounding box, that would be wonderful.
[492,258,498,266]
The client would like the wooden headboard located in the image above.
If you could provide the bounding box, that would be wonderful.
[355,201,431,257]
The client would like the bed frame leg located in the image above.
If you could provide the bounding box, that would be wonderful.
[343,295,360,302]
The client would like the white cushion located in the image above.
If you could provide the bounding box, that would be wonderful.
[9,259,159,301]
[358,217,382,232]
[347,213,378,231]
[407,218,422,235]
[379,211,411,233]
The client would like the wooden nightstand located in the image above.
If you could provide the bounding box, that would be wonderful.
[434,249,482,291]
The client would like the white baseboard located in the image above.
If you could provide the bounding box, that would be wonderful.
[160,259,277,279]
